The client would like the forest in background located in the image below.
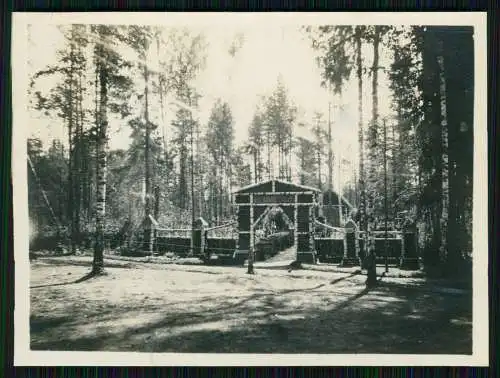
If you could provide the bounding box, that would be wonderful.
[27,24,474,275]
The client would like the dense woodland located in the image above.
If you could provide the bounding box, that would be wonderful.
[28,25,473,275]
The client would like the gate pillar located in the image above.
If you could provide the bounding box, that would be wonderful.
[399,217,420,270]
[296,196,317,264]
[341,219,361,266]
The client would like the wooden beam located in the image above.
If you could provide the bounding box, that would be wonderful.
[148,214,159,228]
[309,205,314,252]
[249,194,254,252]
[156,228,192,232]
[236,202,315,206]
[315,237,345,241]
[314,220,346,232]
[240,191,315,196]
[206,222,237,232]
[294,193,298,250]
[252,206,272,228]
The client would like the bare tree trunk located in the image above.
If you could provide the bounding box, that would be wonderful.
[253,149,258,183]
[355,27,367,238]
[196,121,203,219]
[153,185,160,251]
[67,32,76,254]
[327,102,333,191]
[218,164,224,222]
[437,40,449,264]
[74,48,85,251]
[267,130,272,179]
[367,26,380,194]
[93,54,107,275]
[257,149,262,182]
[365,27,381,284]
[143,55,153,254]
[317,149,322,190]
[392,110,399,212]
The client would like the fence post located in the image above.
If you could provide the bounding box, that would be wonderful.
[294,194,298,253]
[193,217,208,258]
[200,223,206,256]
[248,194,255,273]
[343,230,348,259]
[399,217,419,270]
[341,219,360,267]
[149,224,155,256]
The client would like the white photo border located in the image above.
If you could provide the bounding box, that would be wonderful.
[12,11,489,367]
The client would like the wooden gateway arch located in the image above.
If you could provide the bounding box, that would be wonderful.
[232,179,321,264]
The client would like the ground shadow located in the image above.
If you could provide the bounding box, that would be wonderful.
[30,273,472,354]
[30,270,105,289]
[330,270,362,285]
[32,258,133,269]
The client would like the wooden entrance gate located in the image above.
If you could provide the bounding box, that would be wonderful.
[232,179,321,264]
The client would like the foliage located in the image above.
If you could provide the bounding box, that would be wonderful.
[28,23,474,276]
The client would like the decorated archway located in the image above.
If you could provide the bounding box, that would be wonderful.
[254,206,294,237]
[232,179,321,263]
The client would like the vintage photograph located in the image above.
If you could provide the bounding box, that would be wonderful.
[13,12,487,366]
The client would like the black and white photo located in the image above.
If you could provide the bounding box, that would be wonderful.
[12,12,488,366]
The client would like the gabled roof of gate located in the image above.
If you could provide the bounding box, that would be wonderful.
[233,179,321,194]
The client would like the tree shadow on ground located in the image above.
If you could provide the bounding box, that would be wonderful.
[30,270,107,289]
[32,258,134,270]
[30,315,75,333]
[30,275,472,354]
[330,270,362,285]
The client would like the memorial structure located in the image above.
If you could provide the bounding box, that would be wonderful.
[232,179,321,264]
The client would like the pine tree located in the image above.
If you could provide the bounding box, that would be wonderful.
[244,110,265,183]
[30,24,91,253]
[306,25,370,264]
[206,100,235,223]
[261,78,297,181]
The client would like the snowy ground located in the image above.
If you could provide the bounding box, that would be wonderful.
[29,256,472,354]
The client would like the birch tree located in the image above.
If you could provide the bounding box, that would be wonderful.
[90,25,133,274]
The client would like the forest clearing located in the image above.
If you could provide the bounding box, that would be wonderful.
[30,254,472,354]
[22,16,480,357]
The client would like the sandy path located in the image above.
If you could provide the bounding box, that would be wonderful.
[29,257,472,354]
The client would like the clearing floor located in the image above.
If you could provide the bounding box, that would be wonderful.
[29,256,472,354]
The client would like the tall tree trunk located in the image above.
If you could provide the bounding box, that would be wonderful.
[317,149,322,190]
[93,55,108,275]
[391,112,398,214]
[267,130,272,179]
[257,149,262,182]
[366,26,381,284]
[253,149,258,183]
[290,139,293,181]
[195,120,203,219]
[436,39,449,266]
[442,28,474,269]
[189,94,195,233]
[73,56,84,251]
[67,33,76,254]
[327,102,333,191]
[367,26,380,194]
[179,145,187,209]
[277,137,281,179]
[352,27,370,273]
[153,185,160,251]
[355,27,367,233]
[143,56,153,253]
[218,163,224,222]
